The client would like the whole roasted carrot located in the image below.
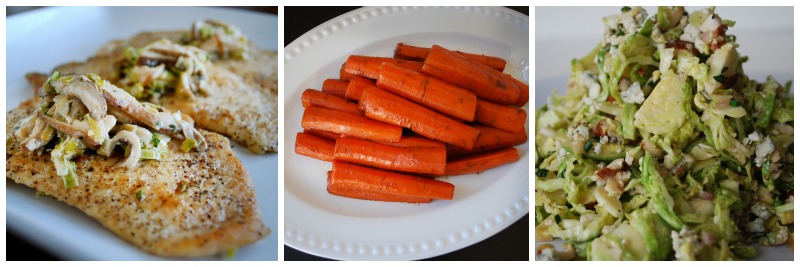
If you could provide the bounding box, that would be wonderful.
[329,161,455,200]
[507,74,529,107]
[394,43,507,72]
[339,63,359,81]
[377,62,477,121]
[303,128,342,141]
[444,147,519,176]
[343,55,424,80]
[474,99,527,133]
[422,45,521,105]
[327,178,433,203]
[301,89,361,114]
[447,125,528,157]
[345,76,377,101]
[334,137,446,175]
[295,132,336,162]
[322,78,349,98]
[301,106,402,143]
[359,86,480,150]
[379,136,446,149]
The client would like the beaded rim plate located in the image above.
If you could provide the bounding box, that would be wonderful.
[284,6,530,260]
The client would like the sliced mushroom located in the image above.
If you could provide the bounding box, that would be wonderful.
[37,112,104,149]
[13,114,55,152]
[107,105,140,125]
[129,64,165,87]
[13,114,36,142]
[152,111,206,151]
[116,124,153,146]
[99,83,160,129]
[51,76,107,120]
[101,130,142,170]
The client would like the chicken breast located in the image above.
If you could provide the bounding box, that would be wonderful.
[25,32,278,153]
[6,99,269,257]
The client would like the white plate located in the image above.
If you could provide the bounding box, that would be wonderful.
[284,6,530,260]
[5,6,278,260]
[535,6,793,260]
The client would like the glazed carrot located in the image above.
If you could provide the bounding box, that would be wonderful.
[301,89,361,114]
[447,125,528,157]
[322,79,349,98]
[444,147,519,176]
[393,43,429,61]
[343,55,424,80]
[507,74,530,107]
[359,86,480,150]
[422,45,521,105]
[301,106,402,143]
[334,137,446,175]
[345,76,377,101]
[394,43,507,72]
[379,136,446,149]
[330,161,455,200]
[295,132,336,162]
[474,99,527,133]
[303,128,342,141]
[339,63,360,81]
[376,62,477,121]
[327,178,433,203]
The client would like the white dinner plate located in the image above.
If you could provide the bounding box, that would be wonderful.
[284,6,530,260]
[535,6,793,260]
[5,6,278,260]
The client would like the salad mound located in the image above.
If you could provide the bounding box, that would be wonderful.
[535,6,793,260]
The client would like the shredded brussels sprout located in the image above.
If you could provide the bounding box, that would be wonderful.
[535,6,793,261]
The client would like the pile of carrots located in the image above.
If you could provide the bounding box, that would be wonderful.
[296,43,529,203]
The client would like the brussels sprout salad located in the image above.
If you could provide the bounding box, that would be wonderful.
[535,7,793,260]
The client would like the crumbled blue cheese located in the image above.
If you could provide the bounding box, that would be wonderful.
[621,82,645,104]
[680,23,701,44]
[659,48,675,74]
[744,131,762,145]
[581,72,602,102]
[536,246,557,261]
[774,227,789,244]
[557,148,568,162]
[745,217,765,233]
[754,136,775,167]
[751,202,772,219]
[567,125,590,141]
[671,227,703,261]
[625,151,634,166]
[593,142,602,154]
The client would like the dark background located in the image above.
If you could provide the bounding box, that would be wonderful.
[284,6,529,261]
[5,6,277,261]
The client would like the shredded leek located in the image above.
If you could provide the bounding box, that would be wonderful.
[181,138,197,152]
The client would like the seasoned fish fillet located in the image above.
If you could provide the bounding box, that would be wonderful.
[6,99,269,257]
[94,30,278,95]
[25,32,278,153]
[161,66,278,154]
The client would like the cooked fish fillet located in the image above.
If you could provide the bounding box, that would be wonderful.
[6,99,269,257]
[161,66,278,154]
[94,30,278,95]
[25,32,278,153]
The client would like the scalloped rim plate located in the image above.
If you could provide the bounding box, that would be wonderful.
[284,6,529,260]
